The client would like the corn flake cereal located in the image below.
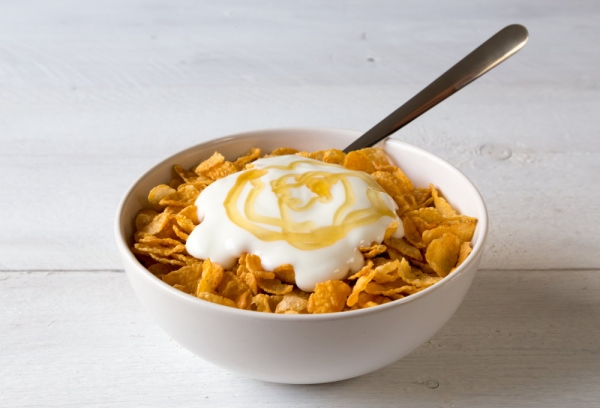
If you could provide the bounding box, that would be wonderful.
[131,146,478,313]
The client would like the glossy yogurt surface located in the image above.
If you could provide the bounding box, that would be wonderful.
[186,155,403,291]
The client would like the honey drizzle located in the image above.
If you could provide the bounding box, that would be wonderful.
[223,159,396,251]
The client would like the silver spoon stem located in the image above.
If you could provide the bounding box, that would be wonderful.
[343,24,529,153]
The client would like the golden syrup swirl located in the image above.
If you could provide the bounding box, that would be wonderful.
[223,159,397,250]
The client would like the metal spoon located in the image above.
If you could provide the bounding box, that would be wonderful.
[343,24,529,153]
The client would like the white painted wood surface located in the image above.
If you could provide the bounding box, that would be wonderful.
[1,0,598,406]
[3,270,599,407]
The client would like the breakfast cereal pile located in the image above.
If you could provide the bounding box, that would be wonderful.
[131,147,477,313]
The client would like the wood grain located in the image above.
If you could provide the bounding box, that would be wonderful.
[1,84,598,271]
[1,270,598,407]
[1,0,599,406]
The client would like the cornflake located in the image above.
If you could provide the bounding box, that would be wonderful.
[131,147,477,313]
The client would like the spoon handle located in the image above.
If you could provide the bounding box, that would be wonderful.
[343,24,529,153]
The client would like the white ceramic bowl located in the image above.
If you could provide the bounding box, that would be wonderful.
[115,128,488,384]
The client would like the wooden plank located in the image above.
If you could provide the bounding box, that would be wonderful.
[1,270,599,407]
[1,84,598,270]
[0,1,597,89]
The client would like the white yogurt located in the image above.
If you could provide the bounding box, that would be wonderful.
[186,155,403,291]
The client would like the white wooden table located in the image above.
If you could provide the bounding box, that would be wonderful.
[2,1,599,406]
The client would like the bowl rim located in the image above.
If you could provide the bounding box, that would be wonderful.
[115,127,488,322]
